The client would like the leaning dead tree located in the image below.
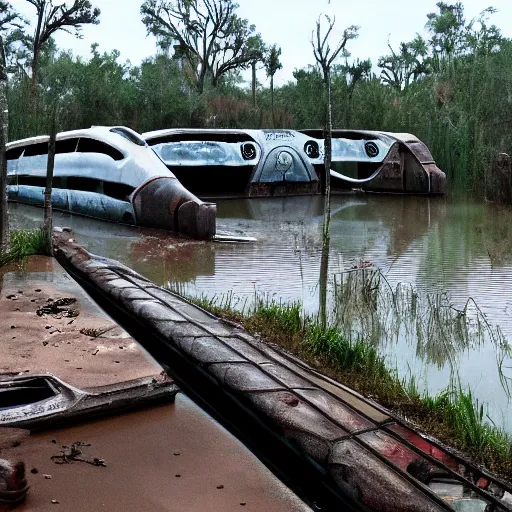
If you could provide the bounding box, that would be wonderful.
[312,15,358,329]
[141,0,265,94]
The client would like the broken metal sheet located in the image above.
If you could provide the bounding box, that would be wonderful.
[0,374,178,430]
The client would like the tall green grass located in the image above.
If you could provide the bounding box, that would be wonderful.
[0,228,49,267]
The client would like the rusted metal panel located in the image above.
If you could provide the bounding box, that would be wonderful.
[131,176,216,239]
[0,374,177,429]
[301,129,446,195]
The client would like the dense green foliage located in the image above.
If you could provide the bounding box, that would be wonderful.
[4,1,512,196]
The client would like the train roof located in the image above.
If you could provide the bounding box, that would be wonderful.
[7,126,148,154]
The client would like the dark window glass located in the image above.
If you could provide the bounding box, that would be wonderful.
[10,176,46,187]
[6,147,24,160]
[103,181,135,200]
[67,177,103,193]
[52,177,67,188]
[23,142,48,157]
[77,138,124,161]
[56,138,79,154]
[146,132,255,146]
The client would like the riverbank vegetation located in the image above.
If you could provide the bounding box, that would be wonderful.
[1,1,512,198]
[179,287,512,480]
[0,228,48,267]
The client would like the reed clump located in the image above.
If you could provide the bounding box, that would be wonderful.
[0,228,48,268]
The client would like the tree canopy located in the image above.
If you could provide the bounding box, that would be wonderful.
[141,0,265,93]
[25,0,100,83]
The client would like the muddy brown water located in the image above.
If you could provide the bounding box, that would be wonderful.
[9,196,512,433]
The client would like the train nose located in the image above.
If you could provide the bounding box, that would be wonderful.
[131,177,216,239]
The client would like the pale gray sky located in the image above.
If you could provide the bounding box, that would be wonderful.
[15,0,512,86]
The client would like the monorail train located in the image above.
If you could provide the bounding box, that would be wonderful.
[300,129,447,195]
[143,128,446,198]
[6,126,216,239]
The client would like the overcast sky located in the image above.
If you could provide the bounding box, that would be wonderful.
[15,0,512,87]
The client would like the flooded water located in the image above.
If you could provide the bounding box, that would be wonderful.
[9,195,512,432]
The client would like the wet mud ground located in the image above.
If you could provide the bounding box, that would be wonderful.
[0,256,161,388]
[0,397,309,512]
[0,256,309,511]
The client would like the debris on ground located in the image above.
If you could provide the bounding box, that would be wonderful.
[79,326,114,338]
[0,459,29,504]
[51,442,106,467]
[36,298,79,318]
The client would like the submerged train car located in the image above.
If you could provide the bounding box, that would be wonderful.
[143,128,322,197]
[301,129,447,195]
[143,128,446,198]
[6,126,216,239]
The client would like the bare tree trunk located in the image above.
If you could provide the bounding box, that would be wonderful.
[323,68,332,232]
[318,230,330,330]
[319,67,333,331]
[0,35,9,255]
[252,61,256,109]
[271,75,275,128]
[43,114,56,254]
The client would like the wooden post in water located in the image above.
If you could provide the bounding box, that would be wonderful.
[43,113,57,253]
[0,35,9,255]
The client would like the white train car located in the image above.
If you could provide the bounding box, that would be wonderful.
[143,128,446,198]
[6,126,216,239]
[143,128,321,197]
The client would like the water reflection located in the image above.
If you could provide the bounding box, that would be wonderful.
[9,196,512,432]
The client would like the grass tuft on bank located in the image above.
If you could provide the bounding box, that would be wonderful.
[0,228,48,268]
[182,292,512,480]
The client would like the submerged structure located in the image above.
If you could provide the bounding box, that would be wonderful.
[6,126,216,239]
[144,128,319,197]
[301,129,447,195]
[143,128,446,198]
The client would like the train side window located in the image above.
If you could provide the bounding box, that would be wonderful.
[77,138,124,161]
[23,142,48,157]
[6,147,24,160]
[56,138,79,154]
